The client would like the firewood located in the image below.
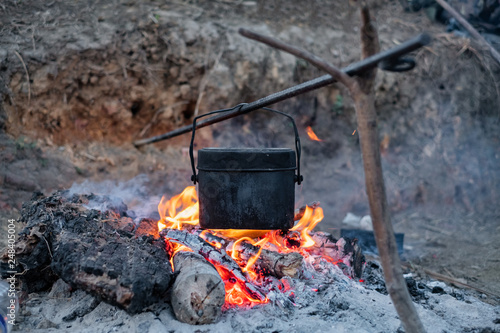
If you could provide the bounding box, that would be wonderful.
[51,231,172,313]
[233,241,303,278]
[2,191,173,313]
[200,229,362,279]
[199,230,304,278]
[162,229,267,302]
[171,251,225,325]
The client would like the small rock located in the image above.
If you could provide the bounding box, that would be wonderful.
[158,107,174,121]
[181,20,199,46]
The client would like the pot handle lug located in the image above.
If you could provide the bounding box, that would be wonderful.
[189,103,303,185]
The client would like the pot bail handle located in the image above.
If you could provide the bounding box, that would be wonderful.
[189,103,303,185]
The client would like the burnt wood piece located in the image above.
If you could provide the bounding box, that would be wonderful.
[200,229,362,279]
[307,232,365,279]
[51,231,172,313]
[199,231,304,278]
[235,242,304,278]
[171,252,225,325]
[1,191,173,313]
[162,229,267,302]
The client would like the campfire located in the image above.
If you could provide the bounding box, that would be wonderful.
[6,187,499,332]
[157,185,363,322]
[5,187,363,325]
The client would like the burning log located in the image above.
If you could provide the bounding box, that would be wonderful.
[171,251,225,324]
[2,191,173,313]
[201,231,304,279]
[200,228,361,280]
[162,229,267,302]
[199,225,363,279]
[236,242,303,278]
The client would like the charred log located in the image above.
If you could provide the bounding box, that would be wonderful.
[199,229,362,279]
[171,251,225,324]
[308,232,365,279]
[234,241,303,278]
[51,231,172,313]
[199,230,304,278]
[1,191,173,313]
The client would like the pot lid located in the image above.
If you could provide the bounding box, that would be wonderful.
[197,148,296,171]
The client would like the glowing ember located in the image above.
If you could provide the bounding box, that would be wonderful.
[157,186,354,308]
[306,126,323,142]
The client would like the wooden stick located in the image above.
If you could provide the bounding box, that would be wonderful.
[434,0,500,65]
[239,5,426,332]
[171,251,225,324]
[354,5,425,332]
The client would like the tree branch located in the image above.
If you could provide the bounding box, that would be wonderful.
[354,5,426,333]
[358,4,380,92]
[238,28,357,90]
[434,0,500,65]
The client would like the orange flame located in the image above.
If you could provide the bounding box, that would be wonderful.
[158,186,199,231]
[214,266,267,307]
[306,126,323,142]
[291,206,324,247]
[157,186,328,308]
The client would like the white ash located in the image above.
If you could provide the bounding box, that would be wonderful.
[17,260,499,333]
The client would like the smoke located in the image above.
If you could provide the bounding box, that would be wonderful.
[66,174,161,222]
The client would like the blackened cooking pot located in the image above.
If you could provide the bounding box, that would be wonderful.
[189,105,303,230]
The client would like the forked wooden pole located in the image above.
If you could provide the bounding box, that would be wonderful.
[240,4,426,333]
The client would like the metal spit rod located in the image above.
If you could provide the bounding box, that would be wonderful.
[133,33,431,147]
